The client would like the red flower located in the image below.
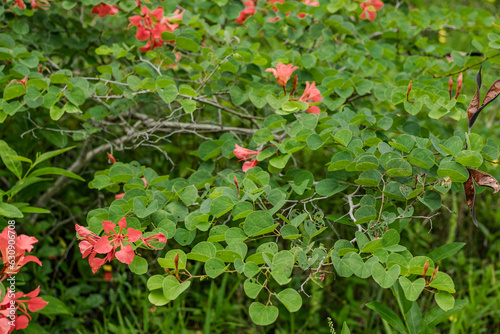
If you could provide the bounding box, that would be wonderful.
[128,7,182,52]
[94,217,142,265]
[30,0,49,10]
[265,63,299,88]
[13,0,25,9]
[234,144,261,173]
[299,81,322,114]
[107,152,116,164]
[91,3,119,18]
[0,228,42,278]
[236,0,256,25]
[360,0,384,21]
[0,286,47,333]
[161,9,183,33]
[298,0,319,18]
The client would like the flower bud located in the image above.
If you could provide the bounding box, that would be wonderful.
[454,73,463,99]
[422,259,429,277]
[449,77,453,100]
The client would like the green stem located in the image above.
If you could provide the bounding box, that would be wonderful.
[391,286,411,334]
[447,193,458,244]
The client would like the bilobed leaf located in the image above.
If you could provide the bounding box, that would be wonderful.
[435,291,455,311]
[249,302,279,326]
[276,288,302,313]
[463,173,477,227]
[468,168,500,193]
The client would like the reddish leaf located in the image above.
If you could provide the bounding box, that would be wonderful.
[463,172,477,227]
[467,68,482,131]
[468,168,500,193]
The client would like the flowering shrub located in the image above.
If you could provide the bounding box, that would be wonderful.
[1,0,500,332]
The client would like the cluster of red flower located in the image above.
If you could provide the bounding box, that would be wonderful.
[0,228,47,333]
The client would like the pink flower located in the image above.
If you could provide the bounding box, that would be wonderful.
[234,144,261,173]
[94,217,142,265]
[236,0,256,25]
[30,0,49,10]
[360,0,384,21]
[299,81,322,114]
[91,3,119,17]
[13,0,25,9]
[0,286,48,333]
[0,228,42,278]
[128,6,182,52]
[265,63,299,87]
[161,9,183,33]
[298,0,319,18]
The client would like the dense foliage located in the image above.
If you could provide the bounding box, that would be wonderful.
[1,0,500,332]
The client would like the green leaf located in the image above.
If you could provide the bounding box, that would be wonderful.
[128,256,148,275]
[3,85,25,101]
[158,84,178,104]
[354,205,377,224]
[243,278,263,299]
[399,277,425,301]
[204,258,228,278]
[181,99,197,113]
[269,154,291,169]
[424,299,467,328]
[38,296,73,316]
[176,36,200,52]
[276,288,302,312]
[244,210,277,237]
[210,195,234,218]
[366,301,407,333]
[437,161,469,183]
[0,202,24,218]
[435,291,455,311]
[427,242,465,262]
[198,141,220,161]
[334,129,353,146]
[33,146,75,167]
[162,275,191,300]
[456,150,483,168]
[187,241,217,262]
[428,272,455,293]
[371,262,400,289]
[249,302,279,326]
[0,140,23,179]
[147,275,164,290]
[385,159,413,177]
[344,252,378,278]
[28,167,85,181]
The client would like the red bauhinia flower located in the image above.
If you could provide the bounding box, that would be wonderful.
[128,6,183,52]
[30,0,49,10]
[360,0,384,21]
[76,217,165,273]
[298,0,319,18]
[0,286,48,334]
[233,144,261,173]
[236,0,256,25]
[91,3,119,18]
[265,63,299,88]
[299,81,322,114]
[93,217,142,265]
[0,228,42,279]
